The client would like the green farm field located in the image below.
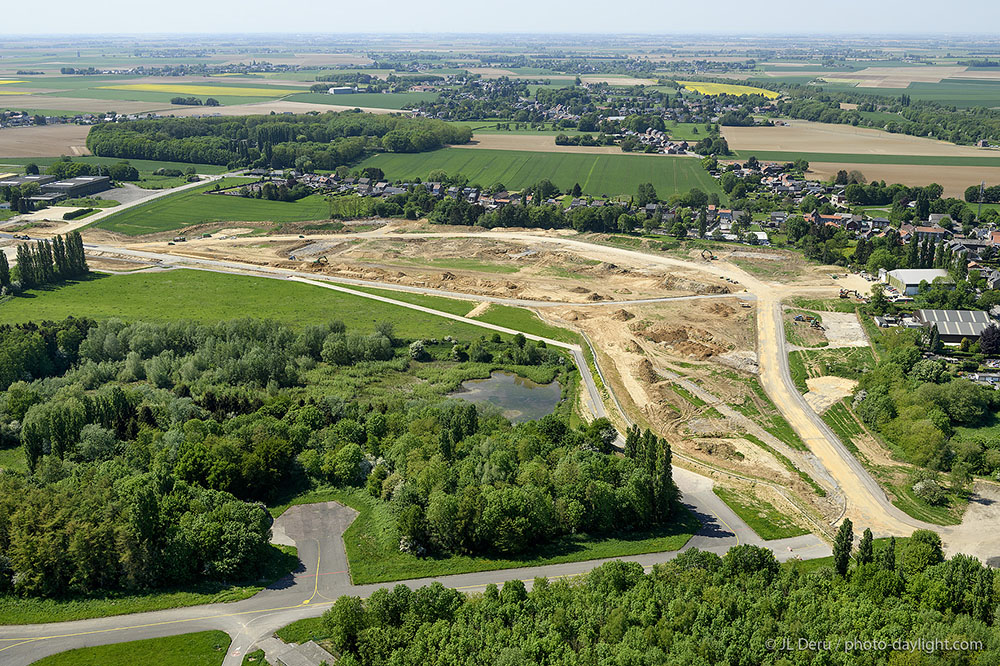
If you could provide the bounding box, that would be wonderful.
[812,79,1000,108]
[33,631,230,666]
[359,148,722,197]
[0,270,495,341]
[94,178,330,235]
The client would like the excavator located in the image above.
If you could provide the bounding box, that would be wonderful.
[701,249,717,261]
[313,256,328,265]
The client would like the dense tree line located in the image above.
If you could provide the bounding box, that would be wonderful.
[318,531,996,666]
[966,184,1000,204]
[85,112,473,170]
[7,232,88,293]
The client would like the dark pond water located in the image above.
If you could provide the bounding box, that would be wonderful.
[449,371,562,423]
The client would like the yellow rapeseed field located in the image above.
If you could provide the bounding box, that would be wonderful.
[677,81,780,99]
[0,80,27,85]
[96,84,291,97]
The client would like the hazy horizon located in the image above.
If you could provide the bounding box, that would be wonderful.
[3,0,1000,37]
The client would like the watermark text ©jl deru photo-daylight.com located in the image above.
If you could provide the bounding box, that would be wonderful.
[766,637,984,654]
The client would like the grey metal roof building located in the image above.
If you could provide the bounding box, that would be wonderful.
[914,309,994,341]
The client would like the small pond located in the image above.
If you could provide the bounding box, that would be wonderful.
[449,371,562,423]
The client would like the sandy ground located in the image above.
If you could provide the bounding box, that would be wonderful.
[817,312,868,348]
[5,206,82,222]
[803,376,858,413]
[809,162,1000,198]
[942,481,1000,561]
[117,231,735,304]
[723,119,997,157]
[460,134,628,154]
[0,124,91,157]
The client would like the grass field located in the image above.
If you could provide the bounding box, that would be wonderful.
[359,148,722,198]
[273,486,700,584]
[34,631,230,666]
[713,487,809,540]
[0,271,495,342]
[678,81,779,99]
[95,179,331,235]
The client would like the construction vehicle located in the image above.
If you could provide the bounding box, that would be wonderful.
[701,249,717,261]
[794,314,805,322]
[313,256,328,265]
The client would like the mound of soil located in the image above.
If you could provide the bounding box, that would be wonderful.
[570,286,590,294]
[636,358,661,384]
[663,275,731,294]
[708,302,736,317]
[586,293,605,301]
[611,309,635,321]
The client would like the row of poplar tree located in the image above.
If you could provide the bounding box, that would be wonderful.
[0,232,88,291]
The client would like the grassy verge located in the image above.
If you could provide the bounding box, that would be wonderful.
[276,617,327,644]
[821,400,863,454]
[788,351,808,393]
[34,631,230,666]
[889,482,966,526]
[670,382,707,407]
[744,433,827,497]
[713,487,809,540]
[0,545,297,625]
[242,649,272,665]
[271,486,700,585]
[345,284,477,316]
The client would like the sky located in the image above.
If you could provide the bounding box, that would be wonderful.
[2,0,1000,35]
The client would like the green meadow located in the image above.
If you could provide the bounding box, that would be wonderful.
[0,270,492,341]
[359,148,722,197]
[94,178,331,235]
